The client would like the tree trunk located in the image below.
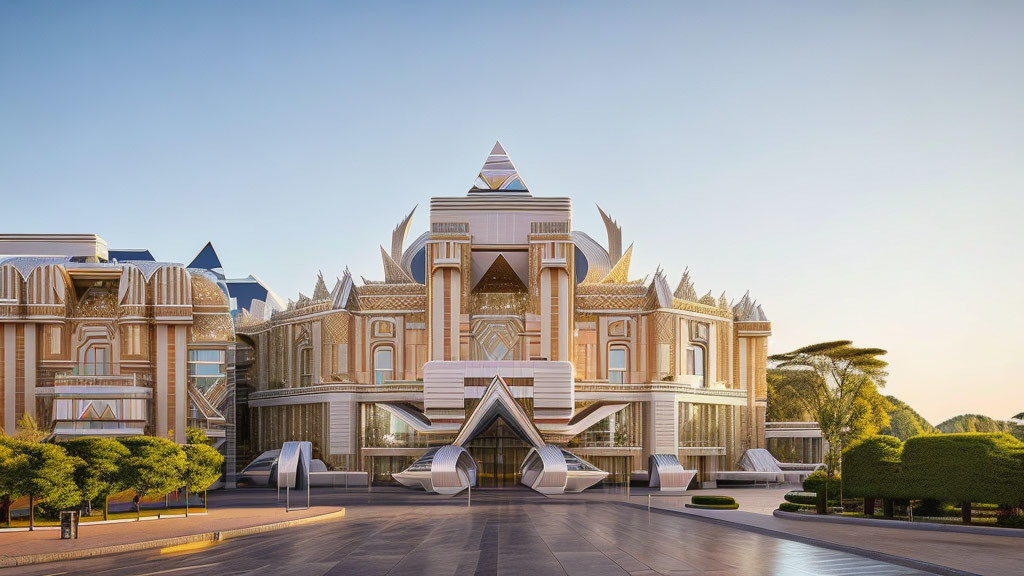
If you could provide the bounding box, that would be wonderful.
[1,495,10,526]
[864,497,875,516]
[104,495,109,521]
[134,494,141,521]
[962,501,972,524]
[883,498,894,518]
[185,487,189,517]
[29,494,34,531]
[203,490,207,509]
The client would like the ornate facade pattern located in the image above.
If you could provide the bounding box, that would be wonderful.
[240,142,773,489]
[0,236,237,483]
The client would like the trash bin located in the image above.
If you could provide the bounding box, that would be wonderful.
[60,510,79,539]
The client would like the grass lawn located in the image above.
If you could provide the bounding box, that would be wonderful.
[2,507,208,528]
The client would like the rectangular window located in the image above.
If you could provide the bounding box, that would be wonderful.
[188,348,226,393]
[608,347,627,384]
[300,348,312,386]
[374,347,393,384]
[687,346,705,387]
[48,326,62,355]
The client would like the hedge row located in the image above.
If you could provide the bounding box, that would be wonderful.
[843,433,1024,507]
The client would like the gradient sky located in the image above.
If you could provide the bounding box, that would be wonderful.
[2,2,1021,424]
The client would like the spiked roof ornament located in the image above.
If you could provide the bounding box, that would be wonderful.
[469,141,529,194]
[390,205,417,263]
[674,267,697,301]
[380,246,415,284]
[599,243,634,284]
[597,205,623,266]
[698,290,716,306]
[312,271,330,301]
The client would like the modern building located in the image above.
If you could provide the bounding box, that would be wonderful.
[236,143,773,490]
[0,233,238,483]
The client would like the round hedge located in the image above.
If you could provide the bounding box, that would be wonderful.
[691,495,737,506]
[783,491,818,505]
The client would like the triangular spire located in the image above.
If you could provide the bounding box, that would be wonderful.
[380,246,415,284]
[597,205,623,266]
[469,141,530,194]
[599,243,634,284]
[674,267,697,301]
[717,291,729,310]
[188,242,224,276]
[312,271,330,301]
[698,290,716,306]
[391,206,417,263]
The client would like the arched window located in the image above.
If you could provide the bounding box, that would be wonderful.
[687,345,706,387]
[608,345,628,384]
[374,347,394,384]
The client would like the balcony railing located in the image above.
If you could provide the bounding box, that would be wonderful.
[41,365,154,388]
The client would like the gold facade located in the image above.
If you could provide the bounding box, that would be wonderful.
[236,143,772,485]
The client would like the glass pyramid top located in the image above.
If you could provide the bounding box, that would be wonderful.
[469,141,529,194]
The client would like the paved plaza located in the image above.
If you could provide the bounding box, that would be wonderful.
[4,489,938,576]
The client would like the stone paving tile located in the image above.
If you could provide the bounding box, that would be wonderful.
[2,493,938,576]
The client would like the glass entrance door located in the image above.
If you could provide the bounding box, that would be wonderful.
[465,418,532,488]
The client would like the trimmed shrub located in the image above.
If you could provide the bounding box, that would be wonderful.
[902,433,1024,523]
[995,514,1024,529]
[783,491,817,505]
[843,435,904,500]
[691,495,737,506]
[779,502,814,513]
[803,470,841,514]
[902,433,1024,506]
[686,502,739,510]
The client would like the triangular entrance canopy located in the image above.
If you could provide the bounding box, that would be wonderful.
[454,375,545,449]
[469,141,530,195]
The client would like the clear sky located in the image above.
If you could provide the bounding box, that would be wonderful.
[2,2,1021,424]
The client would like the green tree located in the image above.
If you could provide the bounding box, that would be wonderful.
[118,436,186,519]
[62,437,129,520]
[13,413,48,442]
[880,396,936,440]
[0,438,29,525]
[766,369,813,421]
[769,340,889,478]
[186,426,211,446]
[182,443,224,516]
[0,437,81,529]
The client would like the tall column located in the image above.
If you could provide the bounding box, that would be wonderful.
[531,232,573,362]
[3,324,14,433]
[174,325,187,444]
[155,324,168,437]
[24,323,36,421]
[427,234,468,361]
[736,320,771,450]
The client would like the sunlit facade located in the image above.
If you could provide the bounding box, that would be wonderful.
[237,143,773,488]
[0,234,238,482]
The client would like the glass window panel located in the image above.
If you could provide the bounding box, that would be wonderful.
[188,349,224,363]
